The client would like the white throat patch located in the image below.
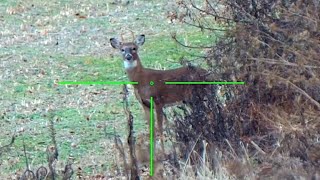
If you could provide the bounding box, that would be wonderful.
[124,60,137,70]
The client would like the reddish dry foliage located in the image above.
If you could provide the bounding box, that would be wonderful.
[170,0,320,178]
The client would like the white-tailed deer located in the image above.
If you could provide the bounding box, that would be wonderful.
[110,34,211,153]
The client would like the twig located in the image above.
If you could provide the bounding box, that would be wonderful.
[36,166,48,180]
[47,112,59,180]
[22,140,36,180]
[224,139,237,159]
[182,133,202,173]
[171,33,214,49]
[114,128,129,179]
[0,135,15,156]
[249,57,320,69]
[62,163,74,180]
[261,72,320,109]
[188,0,235,22]
[182,20,227,32]
[250,140,266,155]
[23,141,30,171]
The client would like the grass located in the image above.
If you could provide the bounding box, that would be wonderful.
[0,0,219,178]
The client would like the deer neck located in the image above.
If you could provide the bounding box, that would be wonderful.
[125,57,144,82]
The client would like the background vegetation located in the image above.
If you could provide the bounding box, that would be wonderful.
[170,0,320,179]
[0,0,319,179]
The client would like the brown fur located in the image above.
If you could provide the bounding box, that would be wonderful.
[110,35,210,154]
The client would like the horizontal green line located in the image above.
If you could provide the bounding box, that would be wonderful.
[165,81,245,85]
[58,81,139,85]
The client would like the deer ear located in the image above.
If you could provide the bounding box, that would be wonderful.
[110,38,122,49]
[135,34,145,46]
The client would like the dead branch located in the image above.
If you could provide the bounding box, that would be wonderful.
[0,135,15,156]
[114,129,129,179]
[122,85,139,180]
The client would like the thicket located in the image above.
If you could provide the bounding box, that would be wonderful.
[169,0,320,178]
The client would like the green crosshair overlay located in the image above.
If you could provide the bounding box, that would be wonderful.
[58,80,245,176]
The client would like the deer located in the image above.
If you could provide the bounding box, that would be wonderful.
[110,34,212,155]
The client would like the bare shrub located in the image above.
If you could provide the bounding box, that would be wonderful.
[169,0,320,178]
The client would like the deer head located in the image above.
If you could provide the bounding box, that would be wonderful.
[110,34,145,70]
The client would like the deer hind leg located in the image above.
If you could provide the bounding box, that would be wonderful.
[142,103,151,127]
[155,105,165,154]
[141,101,158,155]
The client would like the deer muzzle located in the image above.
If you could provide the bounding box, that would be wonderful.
[125,54,133,61]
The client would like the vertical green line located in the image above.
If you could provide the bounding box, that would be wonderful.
[150,96,154,176]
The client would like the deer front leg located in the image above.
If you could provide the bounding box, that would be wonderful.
[135,89,152,129]
[141,103,151,127]
[155,105,165,155]
[141,101,158,156]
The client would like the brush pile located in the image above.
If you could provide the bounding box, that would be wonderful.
[169,0,320,178]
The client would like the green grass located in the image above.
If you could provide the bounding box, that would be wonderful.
[0,0,220,178]
[141,32,217,68]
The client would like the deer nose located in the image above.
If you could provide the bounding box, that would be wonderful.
[125,54,133,61]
